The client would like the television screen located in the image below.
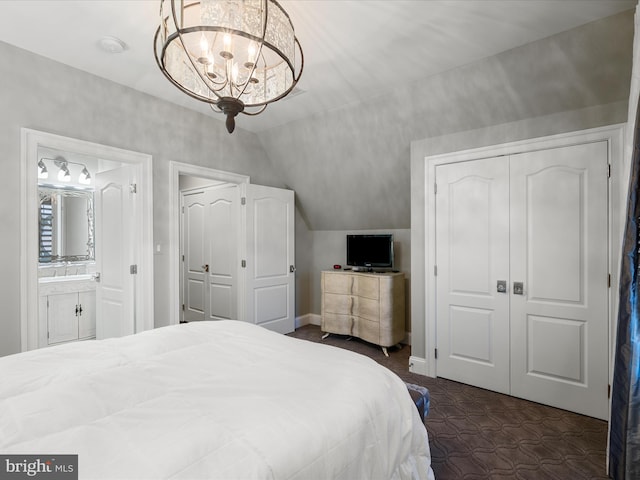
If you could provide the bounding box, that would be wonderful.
[346,234,394,268]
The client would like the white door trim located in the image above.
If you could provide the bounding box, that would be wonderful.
[421,124,625,379]
[169,161,249,326]
[20,128,154,352]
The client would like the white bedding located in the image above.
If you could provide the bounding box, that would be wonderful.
[0,321,434,479]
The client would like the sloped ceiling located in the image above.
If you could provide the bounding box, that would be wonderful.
[0,1,635,230]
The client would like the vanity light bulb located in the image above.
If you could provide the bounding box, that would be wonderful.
[58,166,70,182]
[37,160,48,180]
[79,167,91,185]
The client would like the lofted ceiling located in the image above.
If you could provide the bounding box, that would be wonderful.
[0,0,635,133]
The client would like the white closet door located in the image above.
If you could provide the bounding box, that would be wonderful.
[182,185,240,322]
[509,142,609,419]
[245,185,295,334]
[435,157,511,394]
[205,185,239,321]
[182,191,207,322]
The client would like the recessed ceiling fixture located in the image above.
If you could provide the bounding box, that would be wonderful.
[97,36,128,54]
[153,0,304,133]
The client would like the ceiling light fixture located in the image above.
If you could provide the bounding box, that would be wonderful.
[153,0,304,133]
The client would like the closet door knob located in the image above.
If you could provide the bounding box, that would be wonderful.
[202,264,209,273]
[497,280,507,293]
[513,282,524,295]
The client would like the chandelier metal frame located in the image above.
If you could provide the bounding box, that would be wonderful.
[154,0,304,133]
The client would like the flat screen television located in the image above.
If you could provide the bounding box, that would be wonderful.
[346,234,394,269]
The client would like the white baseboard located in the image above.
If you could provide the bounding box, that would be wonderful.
[295,313,321,329]
[409,355,428,376]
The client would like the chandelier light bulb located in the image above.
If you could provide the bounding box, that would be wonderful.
[197,33,210,64]
[246,43,257,68]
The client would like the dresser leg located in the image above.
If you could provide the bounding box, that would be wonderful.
[382,347,389,357]
[322,332,331,340]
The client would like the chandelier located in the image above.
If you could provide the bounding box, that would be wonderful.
[154,0,304,133]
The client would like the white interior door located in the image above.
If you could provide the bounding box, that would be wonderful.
[245,185,295,334]
[95,165,135,339]
[509,142,609,419]
[435,157,511,394]
[182,191,206,322]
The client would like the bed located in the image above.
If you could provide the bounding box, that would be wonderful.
[0,321,434,479]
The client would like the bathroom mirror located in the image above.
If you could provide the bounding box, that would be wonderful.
[39,186,94,263]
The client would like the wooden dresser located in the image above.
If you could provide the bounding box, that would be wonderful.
[321,270,405,355]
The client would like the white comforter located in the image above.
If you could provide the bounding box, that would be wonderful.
[0,321,434,480]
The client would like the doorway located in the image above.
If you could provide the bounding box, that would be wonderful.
[169,162,249,326]
[20,129,154,351]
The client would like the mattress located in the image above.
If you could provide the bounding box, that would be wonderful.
[0,321,434,479]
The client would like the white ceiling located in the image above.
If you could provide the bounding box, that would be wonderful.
[0,0,635,133]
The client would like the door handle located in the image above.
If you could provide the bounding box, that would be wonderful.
[94,272,101,283]
[513,282,524,295]
[497,280,507,293]
[202,264,209,273]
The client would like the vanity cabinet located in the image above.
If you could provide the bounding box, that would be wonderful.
[46,291,96,344]
[38,277,96,346]
[321,271,405,354]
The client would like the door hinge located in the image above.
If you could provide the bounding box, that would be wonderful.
[182,255,185,262]
[434,265,437,276]
[608,274,611,288]
[608,164,611,178]
[130,264,138,275]
[241,259,246,268]
[130,183,137,194]
[182,304,185,311]
[434,348,438,359]
[608,384,611,398]
[434,183,437,194]
[181,206,184,213]
[241,197,246,205]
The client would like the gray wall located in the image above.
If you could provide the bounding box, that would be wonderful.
[258,10,633,231]
[0,40,289,357]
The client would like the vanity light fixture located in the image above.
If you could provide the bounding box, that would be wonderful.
[153,0,304,133]
[39,156,93,185]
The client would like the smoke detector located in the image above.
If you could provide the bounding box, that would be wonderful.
[97,36,128,54]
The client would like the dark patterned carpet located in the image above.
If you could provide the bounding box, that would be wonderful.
[288,325,610,480]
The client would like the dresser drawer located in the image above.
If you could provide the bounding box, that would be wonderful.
[323,293,379,319]
[323,273,380,300]
[352,317,380,345]
[321,313,353,335]
[323,293,353,314]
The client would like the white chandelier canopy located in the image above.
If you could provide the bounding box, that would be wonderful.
[154,0,304,133]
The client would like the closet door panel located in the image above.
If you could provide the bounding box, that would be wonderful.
[509,141,609,420]
[435,156,510,394]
